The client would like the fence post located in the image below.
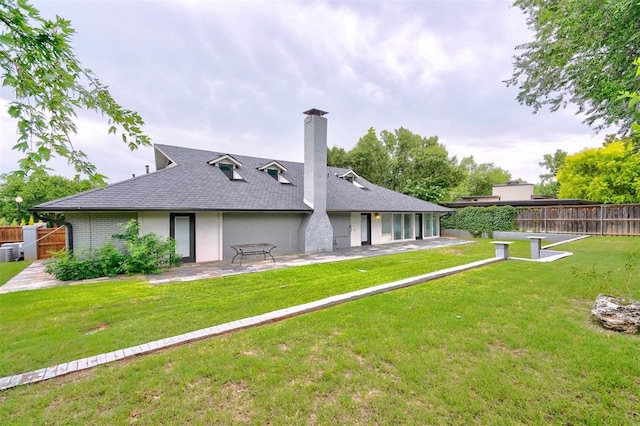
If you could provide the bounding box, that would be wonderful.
[600,205,604,236]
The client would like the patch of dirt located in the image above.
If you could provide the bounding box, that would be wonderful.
[57,368,96,385]
[83,323,109,335]
[143,390,162,403]
[128,408,142,424]
[352,388,381,404]
[488,341,525,358]
[437,248,463,255]
[218,381,253,423]
[278,343,289,351]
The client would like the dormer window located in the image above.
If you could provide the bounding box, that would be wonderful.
[208,154,244,180]
[338,170,366,189]
[219,163,234,179]
[258,161,291,184]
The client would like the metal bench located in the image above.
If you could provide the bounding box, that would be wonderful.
[230,243,276,266]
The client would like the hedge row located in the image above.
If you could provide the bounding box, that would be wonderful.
[441,206,518,238]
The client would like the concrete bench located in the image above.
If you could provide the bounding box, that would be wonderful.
[526,236,546,259]
[491,241,514,260]
[230,243,277,266]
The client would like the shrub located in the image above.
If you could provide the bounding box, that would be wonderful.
[46,219,180,281]
[441,206,518,238]
[115,219,180,274]
[45,243,126,281]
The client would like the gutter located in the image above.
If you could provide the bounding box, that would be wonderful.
[31,211,74,254]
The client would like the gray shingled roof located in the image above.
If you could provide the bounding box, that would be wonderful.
[33,144,451,213]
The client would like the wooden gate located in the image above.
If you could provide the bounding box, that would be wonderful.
[37,227,67,259]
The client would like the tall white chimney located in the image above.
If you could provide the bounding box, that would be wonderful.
[298,108,334,253]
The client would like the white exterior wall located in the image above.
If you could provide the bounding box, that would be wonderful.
[138,211,222,262]
[138,212,170,237]
[492,184,534,201]
[195,212,222,262]
[371,213,394,244]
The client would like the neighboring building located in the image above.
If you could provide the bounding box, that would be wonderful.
[32,109,451,263]
[446,181,596,208]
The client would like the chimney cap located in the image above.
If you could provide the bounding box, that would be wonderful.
[303,108,328,116]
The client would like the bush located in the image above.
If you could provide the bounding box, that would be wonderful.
[45,243,126,281]
[441,206,518,238]
[115,219,180,274]
[46,219,180,281]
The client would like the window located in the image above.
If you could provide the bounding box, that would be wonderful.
[208,154,243,180]
[258,161,290,184]
[381,214,391,235]
[219,163,234,180]
[432,214,440,236]
[393,214,402,240]
[338,170,366,189]
[424,213,433,237]
[404,213,413,239]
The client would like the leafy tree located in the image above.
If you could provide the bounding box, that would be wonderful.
[535,149,567,197]
[0,0,150,184]
[620,57,640,143]
[557,140,640,203]
[383,128,462,203]
[0,170,96,222]
[329,127,462,204]
[327,145,350,169]
[449,156,512,200]
[538,149,568,185]
[507,0,640,133]
[347,128,392,188]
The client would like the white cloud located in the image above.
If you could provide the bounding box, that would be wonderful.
[1,0,614,190]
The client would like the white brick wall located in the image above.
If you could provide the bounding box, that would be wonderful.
[66,212,137,254]
[301,112,334,253]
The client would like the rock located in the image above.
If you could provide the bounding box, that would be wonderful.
[591,295,640,334]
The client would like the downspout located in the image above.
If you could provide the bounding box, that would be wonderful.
[32,211,74,254]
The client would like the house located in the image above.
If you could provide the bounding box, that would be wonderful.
[445,181,596,208]
[32,109,451,263]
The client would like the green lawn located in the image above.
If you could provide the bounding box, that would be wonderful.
[0,241,492,377]
[1,237,639,424]
[0,260,32,285]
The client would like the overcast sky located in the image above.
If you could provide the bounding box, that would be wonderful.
[1,0,609,185]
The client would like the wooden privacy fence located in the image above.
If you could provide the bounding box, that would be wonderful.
[36,227,66,259]
[515,204,640,236]
[0,226,23,244]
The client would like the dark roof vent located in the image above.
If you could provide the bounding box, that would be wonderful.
[303,108,328,116]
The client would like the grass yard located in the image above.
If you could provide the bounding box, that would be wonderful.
[0,240,493,377]
[1,237,639,424]
[0,260,32,285]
